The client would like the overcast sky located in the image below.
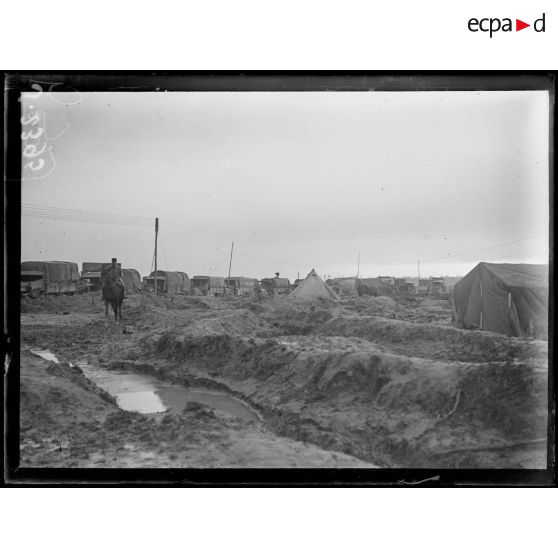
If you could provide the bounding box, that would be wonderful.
[21,90,549,280]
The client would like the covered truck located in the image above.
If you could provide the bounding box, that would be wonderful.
[191,276,226,296]
[259,276,291,295]
[146,270,190,293]
[328,277,358,295]
[20,267,46,297]
[21,261,80,295]
[224,276,258,295]
[81,261,122,290]
[452,262,548,338]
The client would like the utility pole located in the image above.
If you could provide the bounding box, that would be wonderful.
[417,260,421,292]
[154,217,159,295]
[227,241,234,280]
[357,252,360,278]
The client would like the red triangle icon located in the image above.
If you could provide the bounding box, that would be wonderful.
[516,19,530,31]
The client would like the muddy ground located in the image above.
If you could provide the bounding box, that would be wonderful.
[19,291,549,468]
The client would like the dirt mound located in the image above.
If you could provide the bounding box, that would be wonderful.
[400,297,454,324]
[150,331,547,467]
[318,315,547,363]
[341,295,454,324]
[20,350,373,468]
[124,293,167,309]
[188,310,279,337]
[20,292,101,314]
[341,295,398,317]
[168,294,230,311]
[141,309,279,341]
[251,297,340,335]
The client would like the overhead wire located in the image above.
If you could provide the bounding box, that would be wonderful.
[21,202,153,228]
[21,202,547,274]
[360,233,547,269]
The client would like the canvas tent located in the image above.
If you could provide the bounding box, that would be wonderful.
[290,269,338,300]
[21,261,80,294]
[452,262,548,338]
[122,269,143,293]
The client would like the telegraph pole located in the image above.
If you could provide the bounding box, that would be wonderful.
[227,241,234,280]
[417,259,421,292]
[154,217,159,295]
[357,252,360,278]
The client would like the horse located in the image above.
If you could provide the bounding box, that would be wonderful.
[102,277,125,322]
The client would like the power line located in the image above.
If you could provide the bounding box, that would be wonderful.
[21,212,152,228]
[21,201,547,274]
[235,232,546,273]
[235,250,341,269]
[22,202,153,222]
[419,233,547,263]
[22,212,150,225]
[21,202,153,227]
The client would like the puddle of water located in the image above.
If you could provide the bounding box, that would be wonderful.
[116,391,167,413]
[28,348,261,421]
[76,361,259,421]
[157,386,260,423]
[29,349,59,363]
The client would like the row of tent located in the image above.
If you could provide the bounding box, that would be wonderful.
[287,265,549,340]
[301,264,549,339]
[20,260,548,339]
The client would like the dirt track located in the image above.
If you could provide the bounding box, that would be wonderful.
[19,292,548,468]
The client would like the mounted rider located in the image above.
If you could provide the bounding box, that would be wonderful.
[101,258,125,302]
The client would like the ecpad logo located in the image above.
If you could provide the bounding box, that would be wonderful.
[468,13,545,37]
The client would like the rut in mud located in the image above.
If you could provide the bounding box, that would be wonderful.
[20,349,375,468]
[146,330,548,468]
[19,292,549,468]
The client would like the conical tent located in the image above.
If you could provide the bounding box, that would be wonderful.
[453,262,548,338]
[290,269,338,300]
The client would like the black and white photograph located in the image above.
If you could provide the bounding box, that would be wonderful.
[6,74,553,478]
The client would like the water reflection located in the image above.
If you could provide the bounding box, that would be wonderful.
[77,361,259,421]
[30,349,59,363]
[28,349,260,421]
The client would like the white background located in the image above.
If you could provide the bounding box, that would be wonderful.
[1,0,557,68]
[3,0,555,556]
[1,489,557,556]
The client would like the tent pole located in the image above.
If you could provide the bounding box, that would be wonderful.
[357,252,360,278]
[479,277,483,330]
[507,291,512,336]
[228,241,234,280]
[154,217,159,295]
